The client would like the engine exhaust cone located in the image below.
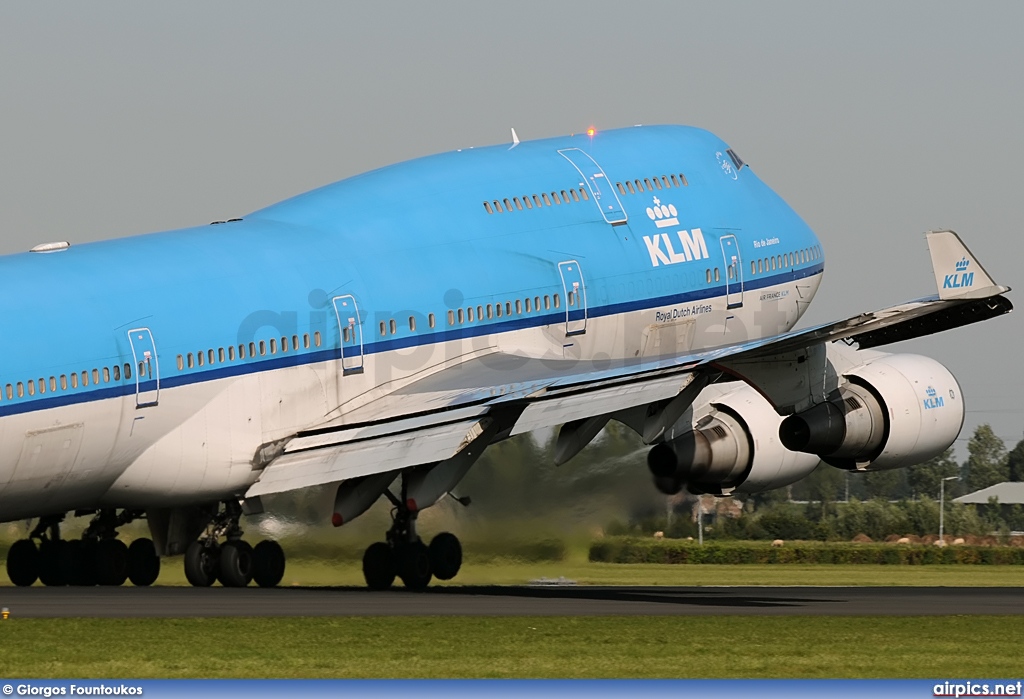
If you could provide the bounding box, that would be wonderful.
[779,415,812,452]
[779,401,846,454]
[647,443,678,479]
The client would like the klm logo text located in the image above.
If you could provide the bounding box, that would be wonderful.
[943,257,973,290]
[644,228,708,267]
[923,386,944,410]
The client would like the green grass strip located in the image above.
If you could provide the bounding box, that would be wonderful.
[0,616,1019,678]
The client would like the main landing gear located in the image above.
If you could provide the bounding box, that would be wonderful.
[361,491,463,591]
[4,510,160,587]
[183,500,286,588]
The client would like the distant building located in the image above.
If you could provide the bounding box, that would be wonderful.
[954,482,1024,505]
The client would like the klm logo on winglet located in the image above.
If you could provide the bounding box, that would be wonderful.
[642,198,708,267]
[923,385,945,410]
[942,257,974,290]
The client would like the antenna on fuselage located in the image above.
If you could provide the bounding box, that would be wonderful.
[510,128,520,148]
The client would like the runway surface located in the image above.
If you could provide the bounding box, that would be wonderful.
[1,585,1021,618]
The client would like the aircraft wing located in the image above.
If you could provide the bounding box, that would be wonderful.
[246,230,1011,497]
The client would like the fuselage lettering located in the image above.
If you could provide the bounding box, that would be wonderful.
[643,228,708,268]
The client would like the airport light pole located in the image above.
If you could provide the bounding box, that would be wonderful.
[939,476,959,544]
[697,497,704,546]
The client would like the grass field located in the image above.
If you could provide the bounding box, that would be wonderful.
[0,616,1019,678]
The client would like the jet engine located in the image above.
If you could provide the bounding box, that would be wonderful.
[778,353,964,471]
[647,383,820,495]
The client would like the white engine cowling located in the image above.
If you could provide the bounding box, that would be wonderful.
[647,383,820,495]
[778,353,964,471]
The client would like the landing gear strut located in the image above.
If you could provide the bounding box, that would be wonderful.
[360,477,463,591]
[183,500,285,588]
[4,511,159,587]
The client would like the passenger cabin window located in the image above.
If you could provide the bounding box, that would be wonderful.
[483,201,493,214]
[428,313,435,329]
[389,319,397,335]
[409,316,416,332]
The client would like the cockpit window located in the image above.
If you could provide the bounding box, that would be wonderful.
[726,148,745,170]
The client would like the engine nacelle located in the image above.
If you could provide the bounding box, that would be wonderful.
[778,353,964,471]
[647,383,820,495]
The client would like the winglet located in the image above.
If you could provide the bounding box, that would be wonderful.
[926,230,1008,300]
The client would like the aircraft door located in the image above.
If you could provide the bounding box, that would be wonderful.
[332,294,364,374]
[127,327,160,408]
[720,234,743,309]
[558,260,588,336]
[557,148,627,225]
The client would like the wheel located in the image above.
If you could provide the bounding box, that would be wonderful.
[397,540,432,591]
[428,532,462,581]
[61,539,99,586]
[127,538,160,587]
[184,541,218,587]
[218,540,253,587]
[6,539,39,587]
[252,540,286,588]
[95,539,129,586]
[37,540,67,587]
[362,542,396,590]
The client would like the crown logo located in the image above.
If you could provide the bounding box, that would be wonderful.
[955,257,970,272]
[646,197,679,229]
[925,386,936,397]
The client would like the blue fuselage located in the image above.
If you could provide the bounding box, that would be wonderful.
[0,125,822,422]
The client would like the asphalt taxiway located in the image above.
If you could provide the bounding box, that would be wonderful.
[1,585,1021,618]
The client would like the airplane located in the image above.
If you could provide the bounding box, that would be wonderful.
[0,124,1012,590]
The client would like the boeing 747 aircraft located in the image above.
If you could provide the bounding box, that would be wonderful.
[0,125,1012,589]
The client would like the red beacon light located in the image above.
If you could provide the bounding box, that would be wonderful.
[586,127,596,137]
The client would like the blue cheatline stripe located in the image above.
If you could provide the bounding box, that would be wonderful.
[0,266,823,418]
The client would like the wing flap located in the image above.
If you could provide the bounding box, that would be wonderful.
[246,418,488,498]
[509,372,696,436]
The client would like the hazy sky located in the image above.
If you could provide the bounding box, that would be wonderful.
[1,1,1021,453]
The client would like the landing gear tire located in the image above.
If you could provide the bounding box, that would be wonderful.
[219,540,254,587]
[252,540,286,588]
[184,541,219,587]
[62,539,99,586]
[6,539,39,587]
[397,540,432,591]
[362,542,396,591]
[38,540,67,587]
[95,539,129,586]
[127,538,160,587]
[428,532,462,581]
